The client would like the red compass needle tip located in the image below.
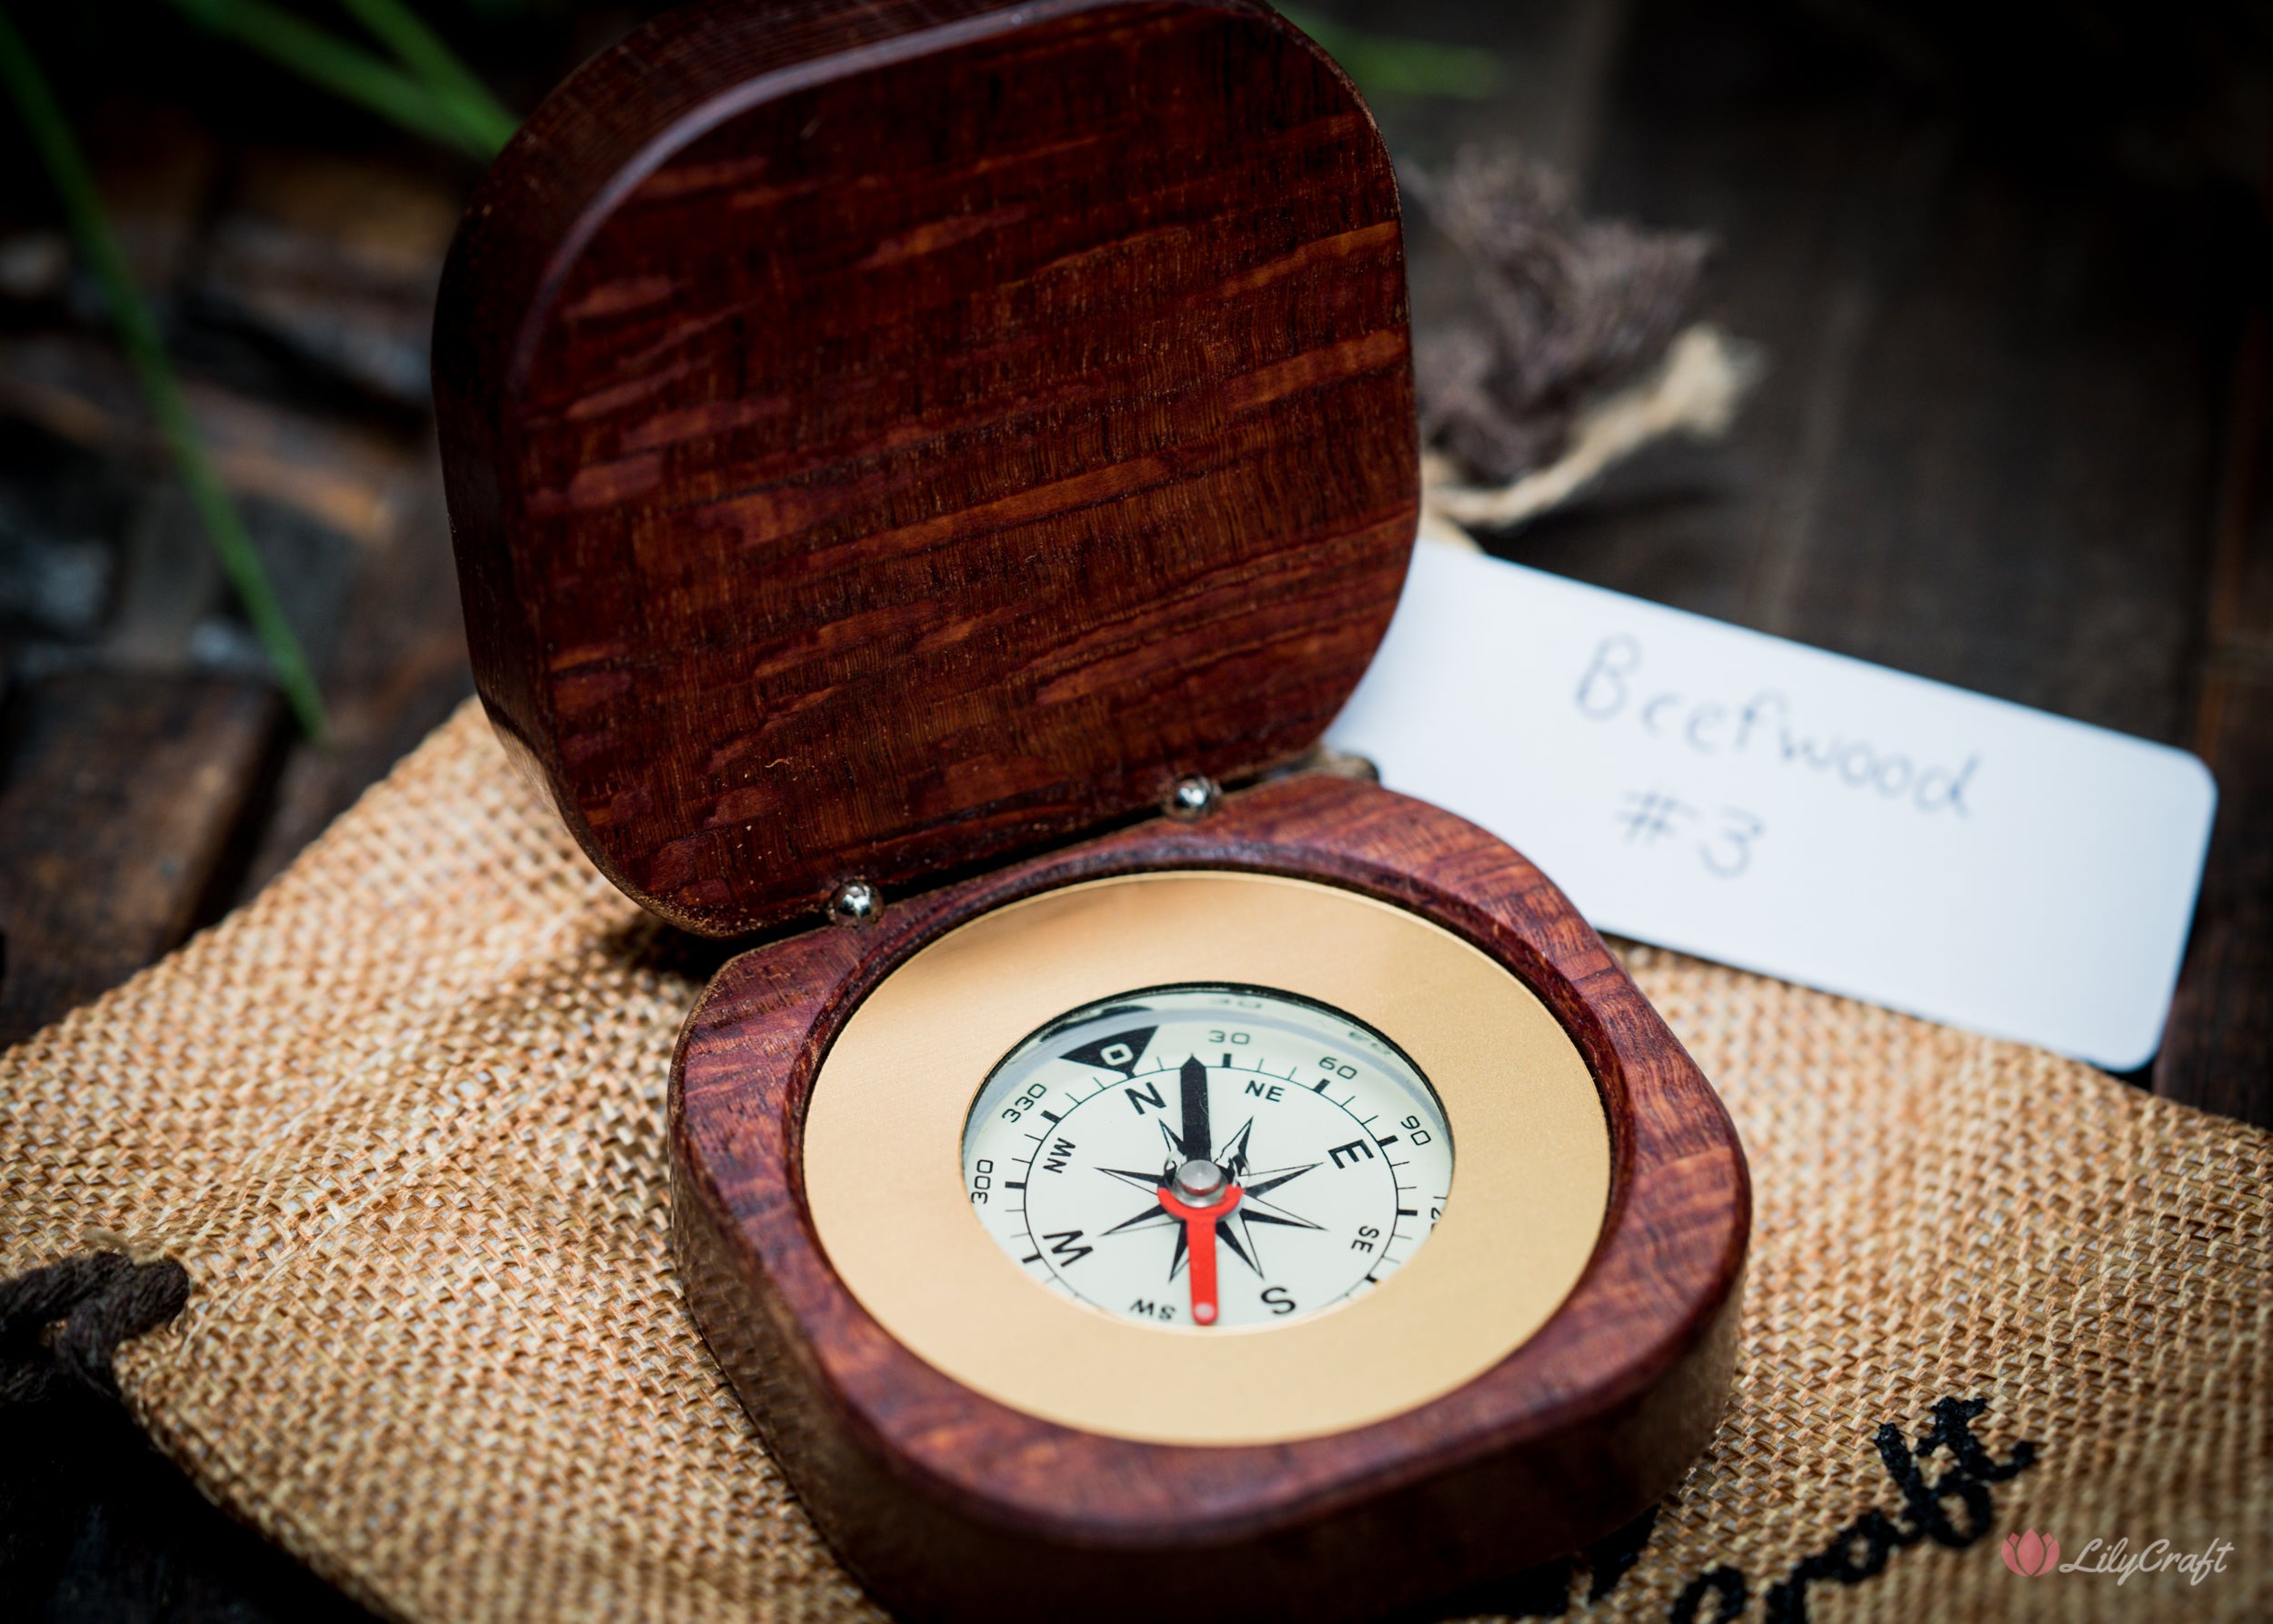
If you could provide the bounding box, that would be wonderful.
[1158,1183,1242,1327]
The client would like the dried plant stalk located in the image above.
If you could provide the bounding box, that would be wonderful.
[1408,145,1717,488]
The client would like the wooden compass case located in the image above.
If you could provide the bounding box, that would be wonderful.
[433,2,1749,1620]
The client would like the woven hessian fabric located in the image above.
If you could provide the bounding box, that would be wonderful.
[3,701,2267,1623]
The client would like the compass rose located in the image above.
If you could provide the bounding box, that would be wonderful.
[1095,1056,1325,1324]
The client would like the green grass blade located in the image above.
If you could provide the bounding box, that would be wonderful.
[0,5,330,740]
[165,0,493,157]
[339,0,513,155]
[1277,6,1502,100]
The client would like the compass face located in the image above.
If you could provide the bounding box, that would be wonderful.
[962,984,1454,1331]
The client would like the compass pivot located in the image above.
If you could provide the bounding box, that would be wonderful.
[1171,1158,1230,1206]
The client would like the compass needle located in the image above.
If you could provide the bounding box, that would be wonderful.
[1157,1173,1239,1327]
[1177,1055,1212,1161]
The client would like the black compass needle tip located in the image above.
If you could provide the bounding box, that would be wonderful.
[1178,1054,1211,1161]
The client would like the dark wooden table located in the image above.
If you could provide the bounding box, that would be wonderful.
[1,0,2264,1617]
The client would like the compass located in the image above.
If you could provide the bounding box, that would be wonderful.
[796,869,1619,1450]
[432,3,1749,1620]
[964,984,1454,1331]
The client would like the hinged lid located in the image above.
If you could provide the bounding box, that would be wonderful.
[435,0,1417,937]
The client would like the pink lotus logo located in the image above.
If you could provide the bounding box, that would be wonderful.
[2002,1529,2061,1577]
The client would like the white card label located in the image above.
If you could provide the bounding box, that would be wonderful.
[1327,543,2217,1070]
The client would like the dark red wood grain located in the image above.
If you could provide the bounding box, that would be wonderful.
[673,773,1749,1623]
[434,0,1418,938]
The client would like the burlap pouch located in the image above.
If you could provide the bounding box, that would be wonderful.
[3,700,2266,1622]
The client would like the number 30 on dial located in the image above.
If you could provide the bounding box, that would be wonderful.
[962,984,1454,1330]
